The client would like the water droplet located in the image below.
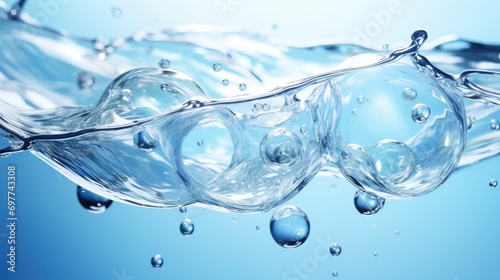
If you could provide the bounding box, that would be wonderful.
[222,79,229,86]
[111,6,122,17]
[134,130,158,152]
[352,109,358,115]
[239,83,247,91]
[402,88,417,102]
[213,62,222,72]
[357,95,365,105]
[151,254,163,268]
[270,205,310,249]
[371,140,416,184]
[354,190,385,215]
[197,139,204,146]
[374,252,379,257]
[76,185,112,213]
[180,219,195,235]
[160,83,169,91]
[329,243,342,256]
[300,125,308,135]
[179,206,187,213]
[77,71,95,90]
[490,119,500,130]
[262,103,271,111]
[260,129,302,167]
[467,117,472,129]
[411,103,431,124]
[254,103,263,111]
[158,59,170,69]
[489,179,497,188]
[332,271,339,277]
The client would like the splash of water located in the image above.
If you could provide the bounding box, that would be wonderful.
[1,2,500,212]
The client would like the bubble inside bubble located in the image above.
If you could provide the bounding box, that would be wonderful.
[76,185,112,213]
[354,190,385,215]
[180,219,195,235]
[151,254,163,268]
[411,103,431,124]
[260,129,302,167]
[370,140,416,184]
[329,243,342,256]
[269,205,310,249]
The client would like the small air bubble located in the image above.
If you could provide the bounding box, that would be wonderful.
[352,109,359,115]
[374,252,379,257]
[239,83,247,91]
[382,44,389,50]
[490,119,500,130]
[158,59,170,69]
[222,79,229,86]
[332,271,339,277]
[300,125,308,135]
[180,219,195,236]
[489,179,497,188]
[160,83,169,91]
[179,206,187,213]
[256,226,260,230]
[466,117,472,129]
[357,95,365,105]
[411,104,431,124]
[254,103,263,111]
[402,88,417,102]
[111,6,122,17]
[197,139,204,146]
[262,103,271,111]
[213,62,222,72]
[329,243,342,256]
[77,71,95,90]
[151,254,163,268]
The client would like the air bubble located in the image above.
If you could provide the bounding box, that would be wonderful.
[357,95,365,105]
[134,130,158,153]
[411,103,431,124]
[354,190,385,215]
[179,206,187,213]
[180,219,195,235]
[262,103,271,111]
[489,179,497,188]
[151,254,163,268]
[329,243,342,256]
[213,62,222,72]
[467,117,472,129]
[300,125,308,135]
[402,88,417,102]
[352,109,359,115]
[260,129,302,167]
[222,79,229,86]
[382,44,389,50]
[270,205,310,249]
[332,271,339,277]
[111,6,122,17]
[490,119,499,130]
[197,139,204,146]
[76,185,112,213]
[256,226,260,230]
[371,140,416,184]
[254,103,262,111]
[395,230,400,235]
[374,252,379,257]
[239,83,247,91]
[158,59,170,69]
[160,83,169,91]
[77,71,95,90]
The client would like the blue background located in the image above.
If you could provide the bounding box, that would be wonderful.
[1,0,500,279]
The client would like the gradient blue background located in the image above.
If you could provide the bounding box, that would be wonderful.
[1,0,500,279]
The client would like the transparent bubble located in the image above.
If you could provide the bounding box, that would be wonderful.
[160,83,169,91]
[134,130,158,153]
[180,219,195,235]
[351,109,358,115]
[239,83,247,91]
[329,243,342,256]
[395,230,400,235]
[370,140,416,184]
[332,271,339,277]
[467,117,472,129]
[179,206,187,213]
[357,95,365,105]
[490,119,499,130]
[402,88,417,102]
[489,179,497,188]
[300,125,308,135]
[260,129,302,167]
[256,226,260,230]
[262,103,271,111]
[111,6,122,17]
[77,71,95,90]
[158,59,170,69]
[269,205,310,249]
[374,252,379,257]
[76,185,112,213]
[354,190,385,215]
[411,103,431,124]
[213,62,222,72]
[151,254,163,268]
[222,79,229,86]
[197,139,204,146]
[254,103,262,111]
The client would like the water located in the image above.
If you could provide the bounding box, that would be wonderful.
[269,205,310,248]
[1,3,500,216]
